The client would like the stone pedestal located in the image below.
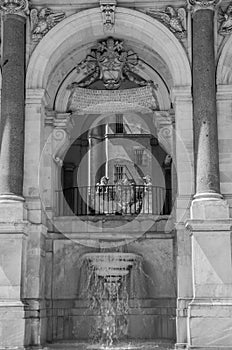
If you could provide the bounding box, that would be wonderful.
[0,300,26,349]
[0,221,28,348]
[24,224,48,348]
[175,223,193,350]
[186,220,232,348]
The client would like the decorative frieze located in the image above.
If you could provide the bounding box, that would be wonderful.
[146,6,186,38]
[218,3,232,35]
[0,0,29,16]
[100,0,117,31]
[187,0,221,13]
[30,7,65,42]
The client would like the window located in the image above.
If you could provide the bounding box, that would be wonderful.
[116,114,124,133]
[134,148,144,165]
[114,165,124,181]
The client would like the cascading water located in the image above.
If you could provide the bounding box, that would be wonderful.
[80,252,143,347]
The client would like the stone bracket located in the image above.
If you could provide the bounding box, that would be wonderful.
[99,0,117,31]
[45,111,74,167]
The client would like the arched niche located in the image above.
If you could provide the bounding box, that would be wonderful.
[26,7,191,102]
[25,6,193,220]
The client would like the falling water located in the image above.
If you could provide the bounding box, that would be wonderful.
[80,252,143,347]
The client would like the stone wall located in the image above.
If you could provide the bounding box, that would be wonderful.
[44,228,176,342]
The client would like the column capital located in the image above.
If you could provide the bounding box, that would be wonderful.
[0,0,29,17]
[187,0,221,13]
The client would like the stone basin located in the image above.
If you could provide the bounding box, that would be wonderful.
[81,252,142,280]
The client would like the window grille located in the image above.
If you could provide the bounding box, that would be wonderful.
[114,165,124,181]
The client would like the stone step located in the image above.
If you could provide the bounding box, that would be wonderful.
[44,341,175,350]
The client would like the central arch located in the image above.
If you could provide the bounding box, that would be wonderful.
[26,7,191,92]
[24,6,194,347]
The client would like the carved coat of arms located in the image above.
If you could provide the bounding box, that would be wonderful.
[70,37,148,90]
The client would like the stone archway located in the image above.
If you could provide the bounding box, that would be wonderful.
[25,5,193,205]
[24,7,193,347]
[26,7,191,91]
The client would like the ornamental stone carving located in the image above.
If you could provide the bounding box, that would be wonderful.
[45,111,74,167]
[68,37,148,90]
[146,6,186,38]
[30,7,65,42]
[100,0,117,31]
[218,3,232,35]
[187,0,221,12]
[0,0,29,15]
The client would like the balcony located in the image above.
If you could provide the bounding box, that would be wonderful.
[56,185,172,217]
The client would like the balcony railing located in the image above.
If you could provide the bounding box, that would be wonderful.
[56,185,172,217]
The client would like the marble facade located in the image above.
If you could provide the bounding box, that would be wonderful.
[0,0,232,349]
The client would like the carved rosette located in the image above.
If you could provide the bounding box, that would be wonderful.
[0,0,29,16]
[187,0,221,13]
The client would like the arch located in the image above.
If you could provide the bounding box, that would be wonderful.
[217,36,232,85]
[26,7,191,91]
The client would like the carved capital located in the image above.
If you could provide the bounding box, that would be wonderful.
[187,0,221,13]
[45,111,74,133]
[0,0,29,16]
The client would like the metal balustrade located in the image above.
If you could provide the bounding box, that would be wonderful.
[56,185,172,216]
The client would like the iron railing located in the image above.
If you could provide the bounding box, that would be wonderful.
[56,185,172,216]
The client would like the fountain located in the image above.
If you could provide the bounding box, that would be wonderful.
[80,252,143,348]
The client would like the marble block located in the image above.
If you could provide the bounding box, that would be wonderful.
[188,301,232,348]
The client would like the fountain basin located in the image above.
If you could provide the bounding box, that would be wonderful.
[81,252,142,280]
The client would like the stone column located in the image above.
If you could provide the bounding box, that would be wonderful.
[0,0,28,201]
[189,0,229,219]
[0,2,29,349]
[191,0,220,199]
[185,2,232,349]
